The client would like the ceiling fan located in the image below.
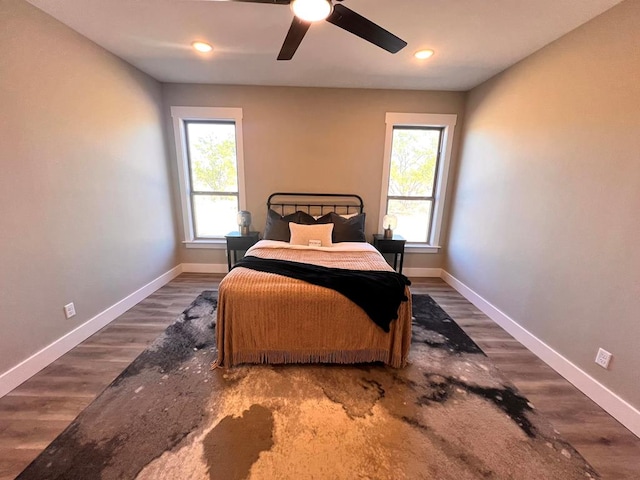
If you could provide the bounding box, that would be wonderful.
[219,0,407,60]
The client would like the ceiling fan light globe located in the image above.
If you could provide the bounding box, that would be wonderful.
[191,41,213,53]
[291,0,332,22]
[414,49,434,60]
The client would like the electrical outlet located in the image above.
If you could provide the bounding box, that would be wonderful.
[64,302,76,319]
[595,348,612,369]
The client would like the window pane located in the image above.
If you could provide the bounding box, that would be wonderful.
[388,199,433,243]
[389,128,441,197]
[186,122,238,193]
[193,195,238,238]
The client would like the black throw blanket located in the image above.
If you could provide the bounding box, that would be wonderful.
[232,255,411,332]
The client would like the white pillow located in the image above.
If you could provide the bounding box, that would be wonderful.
[289,223,334,247]
[312,212,358,220]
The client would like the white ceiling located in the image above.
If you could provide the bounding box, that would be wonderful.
[26,0,622,91]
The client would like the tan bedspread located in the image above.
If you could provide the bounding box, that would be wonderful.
[216,241,412,368]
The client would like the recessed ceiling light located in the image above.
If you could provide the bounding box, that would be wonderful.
[192,41,213,53]
[291,0,332,22]
[414,49,434,60]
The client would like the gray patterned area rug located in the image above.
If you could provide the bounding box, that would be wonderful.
[18,292,599,480]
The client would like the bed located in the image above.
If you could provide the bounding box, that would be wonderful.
[215,193,412,368]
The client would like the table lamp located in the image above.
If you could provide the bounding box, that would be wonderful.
[382,214,397,239]
[237,211,252,236]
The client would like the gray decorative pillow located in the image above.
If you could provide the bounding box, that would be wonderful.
[316,212,366,243]
[263,209,302,242]
[296,211,317,225]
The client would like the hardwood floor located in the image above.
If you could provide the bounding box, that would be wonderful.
[0,274,638,479]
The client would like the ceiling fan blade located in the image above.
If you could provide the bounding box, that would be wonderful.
[277,16,312,60]
[326,4,407,54]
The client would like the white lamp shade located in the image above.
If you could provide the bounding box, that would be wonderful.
[382,214,397,230]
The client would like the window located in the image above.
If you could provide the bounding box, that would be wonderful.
[171,107,245,245]
[379,113,457,250]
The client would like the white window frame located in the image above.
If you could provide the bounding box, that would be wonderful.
[171,106,246,248]
[379,113,457,253]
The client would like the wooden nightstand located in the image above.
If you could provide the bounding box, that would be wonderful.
[372,234,406,274]
[225,231,260,271]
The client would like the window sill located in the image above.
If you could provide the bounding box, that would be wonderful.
[183,239,226,249]
[406,243,442,254]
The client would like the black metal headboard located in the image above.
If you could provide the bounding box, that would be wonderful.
[267,192,364,216]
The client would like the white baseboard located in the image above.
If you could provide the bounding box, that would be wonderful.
[404,267,442,278]
[0,265,183,398]
[440,270,640,438]
[181,263,228,274]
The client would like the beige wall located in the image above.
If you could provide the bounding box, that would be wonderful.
[162,84,466,269]
[0,1,177,373]
[447,0,640,407]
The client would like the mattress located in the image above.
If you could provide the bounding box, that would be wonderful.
[215,240,412,367]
